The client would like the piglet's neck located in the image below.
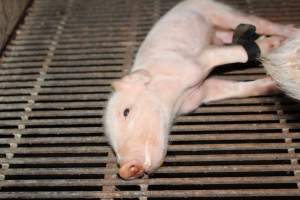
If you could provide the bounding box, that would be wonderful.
[147,73,183,117]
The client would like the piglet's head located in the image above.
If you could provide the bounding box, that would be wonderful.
[104,69,169,179]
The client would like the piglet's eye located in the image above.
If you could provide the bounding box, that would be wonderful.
[123,108,130,117]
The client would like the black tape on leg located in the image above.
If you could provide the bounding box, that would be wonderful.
[233,24,260,44]
[232,23,261,62]
[240,41,261,62]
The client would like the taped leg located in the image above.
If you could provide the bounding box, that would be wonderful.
[201,35,282,71]
[213,29,234,45]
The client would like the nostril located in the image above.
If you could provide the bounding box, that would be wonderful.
[119,161,144,180]
[129,165,139,174]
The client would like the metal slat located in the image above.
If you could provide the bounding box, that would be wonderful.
[2,176,300,187]
[0,189,299,199]
[0,143,299,154]
[0,93,109,102]
[0,165,298,176]
[0,133,299,145]
[0,153,298,166]
[2,156,298,174]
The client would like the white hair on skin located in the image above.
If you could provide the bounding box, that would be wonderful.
[263,31,300,100]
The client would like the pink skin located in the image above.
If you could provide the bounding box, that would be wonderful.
[104,0,297,179]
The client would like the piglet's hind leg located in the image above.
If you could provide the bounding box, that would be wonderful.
[177,77,279,114]
[202,77,280,104]
[210,2,296,37]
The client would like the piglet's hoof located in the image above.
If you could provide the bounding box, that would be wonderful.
[119,161,144,180]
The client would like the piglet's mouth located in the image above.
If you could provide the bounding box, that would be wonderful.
[118,160,145,180]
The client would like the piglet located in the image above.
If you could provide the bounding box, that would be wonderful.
[104,0,296,179]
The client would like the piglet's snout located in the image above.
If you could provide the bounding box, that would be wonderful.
[117,130,165,179]
[119,160,145,180]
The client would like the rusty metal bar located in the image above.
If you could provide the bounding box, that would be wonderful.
[0,189,299,199]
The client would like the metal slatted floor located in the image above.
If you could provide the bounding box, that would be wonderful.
[0,0,300,199]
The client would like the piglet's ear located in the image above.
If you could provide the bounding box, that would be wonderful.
[124,69,152,85]
[111,69,152,91]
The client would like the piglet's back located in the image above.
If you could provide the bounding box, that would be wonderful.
[132,0,213,71]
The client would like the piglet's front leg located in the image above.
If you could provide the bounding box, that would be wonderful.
[178,36,282,114]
